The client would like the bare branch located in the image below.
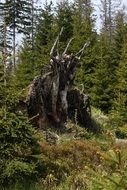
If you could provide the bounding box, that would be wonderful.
[76,41,90,59]
[62,38,73,56]
[50,27,63,57]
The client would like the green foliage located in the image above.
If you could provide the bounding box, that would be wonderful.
[2,0,33,33]
[35,1,53,47]
[0,59,43,186]
[0,0,127,189]
[90,35,114,113]
[33,1,54,68]
[15,43,37,90]
[55,0,73,43]
[86,146,127,190]
[0,111,39,186]
[110,38,127,126]
[115,125,127,139]
[0,57,4,107]
[113,11,127,65]
[21,135,127,190]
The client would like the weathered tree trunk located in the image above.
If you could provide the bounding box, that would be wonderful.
[67,89,91,129]
[25,62,92,130]
[22,33,92,130]
[3,16,7,119]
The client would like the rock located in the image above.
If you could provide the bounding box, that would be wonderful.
[45,131,60,145]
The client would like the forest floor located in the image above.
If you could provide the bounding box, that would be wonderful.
[2,108,127,190]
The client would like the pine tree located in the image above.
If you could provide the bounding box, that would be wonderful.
[35,1,53,47]
[90,0,123,113]
[33,1,54,71]
[14,42,36,91]
[72,0,98,97]
[91,35,114,112]
[0,52,4,110]
[112,34,127,125]
[0,10,10,117]
[0,0,34,68]
[72,0,94,50]
[24,0,40,49]
[55,0,73,44]
[113,9,127,66]
[14,1,54,92]
[0,2,13,69]
[100,0,121,44]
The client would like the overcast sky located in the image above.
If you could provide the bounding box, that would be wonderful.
[39,0,127,8]
[92,0,127,31]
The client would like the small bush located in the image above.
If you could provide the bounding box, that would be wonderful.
[115,124,127,139]
[0,112,39,186]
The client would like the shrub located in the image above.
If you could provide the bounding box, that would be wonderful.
[38,140,101,186]
[0,112,39,186]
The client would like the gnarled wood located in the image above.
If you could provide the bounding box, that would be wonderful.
[23,38,92,130]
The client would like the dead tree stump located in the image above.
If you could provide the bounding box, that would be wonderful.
[23,30,93,130]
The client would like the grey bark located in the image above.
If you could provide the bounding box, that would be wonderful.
[25,42,92,130]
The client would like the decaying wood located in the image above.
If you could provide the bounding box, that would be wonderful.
[20,35,92,130]
[67,89,92,130]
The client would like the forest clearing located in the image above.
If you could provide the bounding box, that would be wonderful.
[0,0,127,189]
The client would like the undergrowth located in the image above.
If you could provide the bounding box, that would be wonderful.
[1,107,127,190]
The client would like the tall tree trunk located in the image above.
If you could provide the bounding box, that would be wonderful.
[13,0,16,69]
[31,0,34,49]
[3,16,7,119]
[108,0,112,43]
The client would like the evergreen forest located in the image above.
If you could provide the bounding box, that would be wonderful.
[0,0,127,189]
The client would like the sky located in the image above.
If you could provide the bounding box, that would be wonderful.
[39,0,127,8]
[92,0,127,30]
